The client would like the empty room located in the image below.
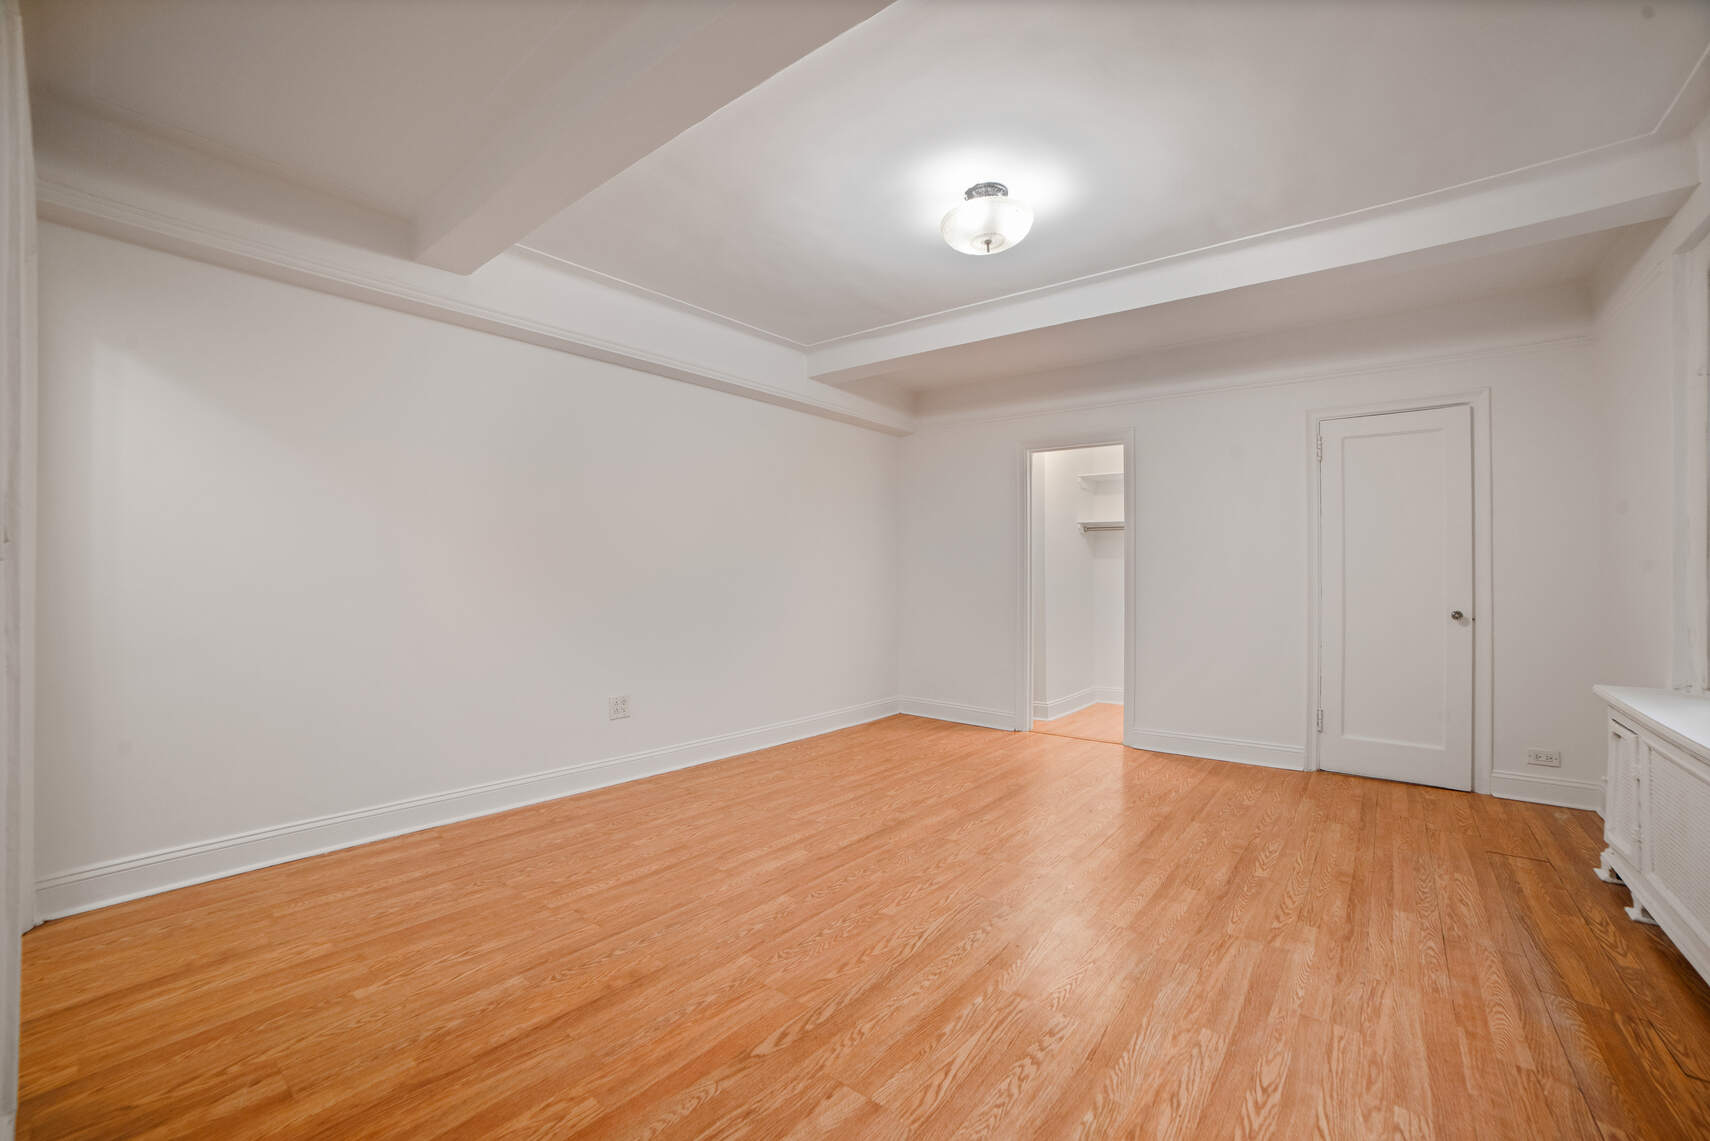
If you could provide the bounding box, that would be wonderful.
[5,0,1710,1137]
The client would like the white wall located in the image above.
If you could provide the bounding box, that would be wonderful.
[34,223,900,913]
[1593,258,1677,691]
[34,217,1690,917]
[1030,445,1122,718]
[1091,519,1123,697]
[1588,195,1710,701]
[899,286,1609,804]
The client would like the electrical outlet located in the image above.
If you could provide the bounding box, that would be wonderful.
[609,695,630,720]
[1526,748,1562,768]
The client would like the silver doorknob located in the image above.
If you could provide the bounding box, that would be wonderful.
[1450,610,1465,621]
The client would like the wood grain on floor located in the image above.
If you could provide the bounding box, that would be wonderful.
[19,714,1710,1139]
[1032,701,1123,744]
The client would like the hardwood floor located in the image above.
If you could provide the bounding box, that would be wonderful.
[19,714,1710,1139]
[1032,702,1123,745]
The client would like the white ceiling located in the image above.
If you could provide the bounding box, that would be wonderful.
[523,0,1710,345]
[18,0,711,220]
[20,0,1710,426]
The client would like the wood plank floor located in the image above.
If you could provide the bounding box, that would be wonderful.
[1032,702,1123,745]
[19,714,1710,1139]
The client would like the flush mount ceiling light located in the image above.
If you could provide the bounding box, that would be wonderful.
[940,182,1033,256]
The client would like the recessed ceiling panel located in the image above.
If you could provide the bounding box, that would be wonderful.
[21,0,609,217]
[524,0,1710,345]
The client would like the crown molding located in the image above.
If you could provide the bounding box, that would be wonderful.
[512,244,809,349]
[809,135,1697,385]
[1595,181,1710,323]
[913,327,1591,430]
[413,0,892,274]
[34,173,913,436]
[804,51,1710,358]
[30,70,1705,423]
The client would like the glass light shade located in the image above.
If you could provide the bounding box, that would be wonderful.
[940,190,1033,256]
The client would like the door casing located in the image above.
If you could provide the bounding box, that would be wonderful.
[1014,431,1138,739]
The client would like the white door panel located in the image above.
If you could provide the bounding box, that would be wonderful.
[1320,405,1473,790]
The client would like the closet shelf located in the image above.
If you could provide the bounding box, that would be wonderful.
[1077,472,1124,492]
[1079,520,1124,532]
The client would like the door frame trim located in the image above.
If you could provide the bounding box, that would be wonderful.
[1305,390,1493,793]
[1014,432,1138,737]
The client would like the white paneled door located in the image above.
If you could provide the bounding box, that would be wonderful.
[1319,405,1474,790]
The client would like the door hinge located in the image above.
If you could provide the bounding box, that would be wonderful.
[1316,436,1323,462]
[1315,709,1324,732]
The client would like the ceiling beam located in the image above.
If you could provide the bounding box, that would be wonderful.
[32,105,915,436]
[806,136,1700,385]
[412,0,891,275]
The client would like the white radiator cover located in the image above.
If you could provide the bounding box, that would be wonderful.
[1595,686,1710,985]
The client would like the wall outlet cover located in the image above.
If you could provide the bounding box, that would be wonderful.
[1525,748,1562,768]
[609,695,630,720]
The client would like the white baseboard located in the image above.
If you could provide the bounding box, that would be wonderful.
[1033,687,1091,721]
[42,699,1598,922]
[1032,687,1123,721]
[1125,727,1306,771]
[1490,767,1605,811]
[898,698,1021,732]
[35,698,903,920]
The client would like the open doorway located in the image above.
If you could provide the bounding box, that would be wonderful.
[1027,444,1126,745]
